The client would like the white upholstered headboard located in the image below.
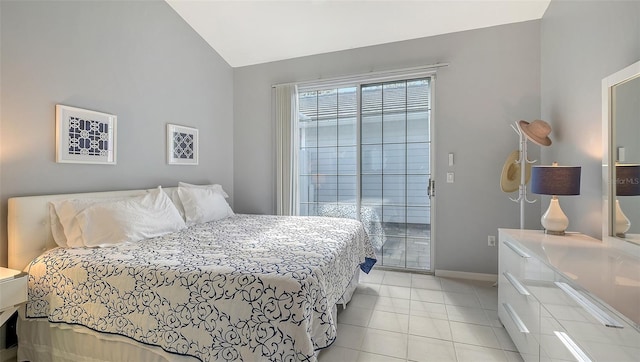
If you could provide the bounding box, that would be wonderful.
[7,187,178,271]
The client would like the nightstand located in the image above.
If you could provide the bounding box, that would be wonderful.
[0,268,27,326]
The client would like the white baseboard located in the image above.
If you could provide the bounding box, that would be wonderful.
[0,346,17,362]
[435,269,498,282]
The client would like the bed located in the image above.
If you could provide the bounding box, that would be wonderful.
[316,203,385,251]
[7,186,376,362]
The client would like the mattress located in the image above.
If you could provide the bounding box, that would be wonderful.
[25,214,376,362]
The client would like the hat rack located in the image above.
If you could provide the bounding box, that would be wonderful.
[510,121,537,229]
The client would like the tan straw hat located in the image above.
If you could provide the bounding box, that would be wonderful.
[518,120,552,147]
[500,150,532,193]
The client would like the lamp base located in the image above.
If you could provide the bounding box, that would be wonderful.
[545,229,565,236]
[540,197,569,236]
[614,199,630,237]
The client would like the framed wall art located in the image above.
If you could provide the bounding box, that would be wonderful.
[56,105,117,164]
[167,124,199,165]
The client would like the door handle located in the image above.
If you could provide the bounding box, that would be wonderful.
[428,178,435,197]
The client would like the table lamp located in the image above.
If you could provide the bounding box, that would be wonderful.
[615,164,640,237]
[531,163,581,235]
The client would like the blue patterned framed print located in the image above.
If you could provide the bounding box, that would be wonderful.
[56,105,117,164]
[167,124,198,165]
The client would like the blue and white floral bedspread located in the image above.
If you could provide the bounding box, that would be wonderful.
[26,214,377,362]
[316,204,386,250]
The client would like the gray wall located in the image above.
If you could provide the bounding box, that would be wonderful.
[0,0,234,266]
[234,21,542,274]
[10,0,635,275]
[540,0,640,239]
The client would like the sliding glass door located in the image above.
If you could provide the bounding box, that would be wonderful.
[298,78,433,271]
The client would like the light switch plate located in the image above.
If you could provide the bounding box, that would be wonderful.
[618,147,625,162]
[446,172,454,183]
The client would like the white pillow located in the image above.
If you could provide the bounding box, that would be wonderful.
[51,197,132,248]
[162,187,186,220]
[49,204,68,247]
[178,182,229,198]
[76,187,185,247]
[178,186,234,225]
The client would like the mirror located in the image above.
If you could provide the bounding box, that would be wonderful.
[603,60,640,247]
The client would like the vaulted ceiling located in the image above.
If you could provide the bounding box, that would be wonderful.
[166,0,550,68]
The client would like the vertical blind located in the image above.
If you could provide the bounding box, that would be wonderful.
[274,84,299,216]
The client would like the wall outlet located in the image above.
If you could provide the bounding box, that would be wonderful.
[488,235,496,246]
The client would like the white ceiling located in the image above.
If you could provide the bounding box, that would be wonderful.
[166,0,550,68]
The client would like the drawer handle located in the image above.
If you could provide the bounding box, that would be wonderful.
[554,282,624,328]
[554,331,592,362]
[503,240,531,258]
[502,303,529,334]
[503,272,530,296]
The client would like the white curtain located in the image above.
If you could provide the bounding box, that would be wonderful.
[274,84,299,216]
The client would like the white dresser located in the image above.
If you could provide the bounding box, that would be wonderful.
[498,229,640,362]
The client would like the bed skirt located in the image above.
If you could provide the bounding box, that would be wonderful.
[17,314,200,362]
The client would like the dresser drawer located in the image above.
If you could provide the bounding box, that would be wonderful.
[541,275,640,361]
[0,270,28,311]
[500,272,540,336]
[539,304,587,362]
[499,300,539,362]
[500,236,530,279]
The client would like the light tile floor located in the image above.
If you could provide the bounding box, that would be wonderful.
[319,269,523,362]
